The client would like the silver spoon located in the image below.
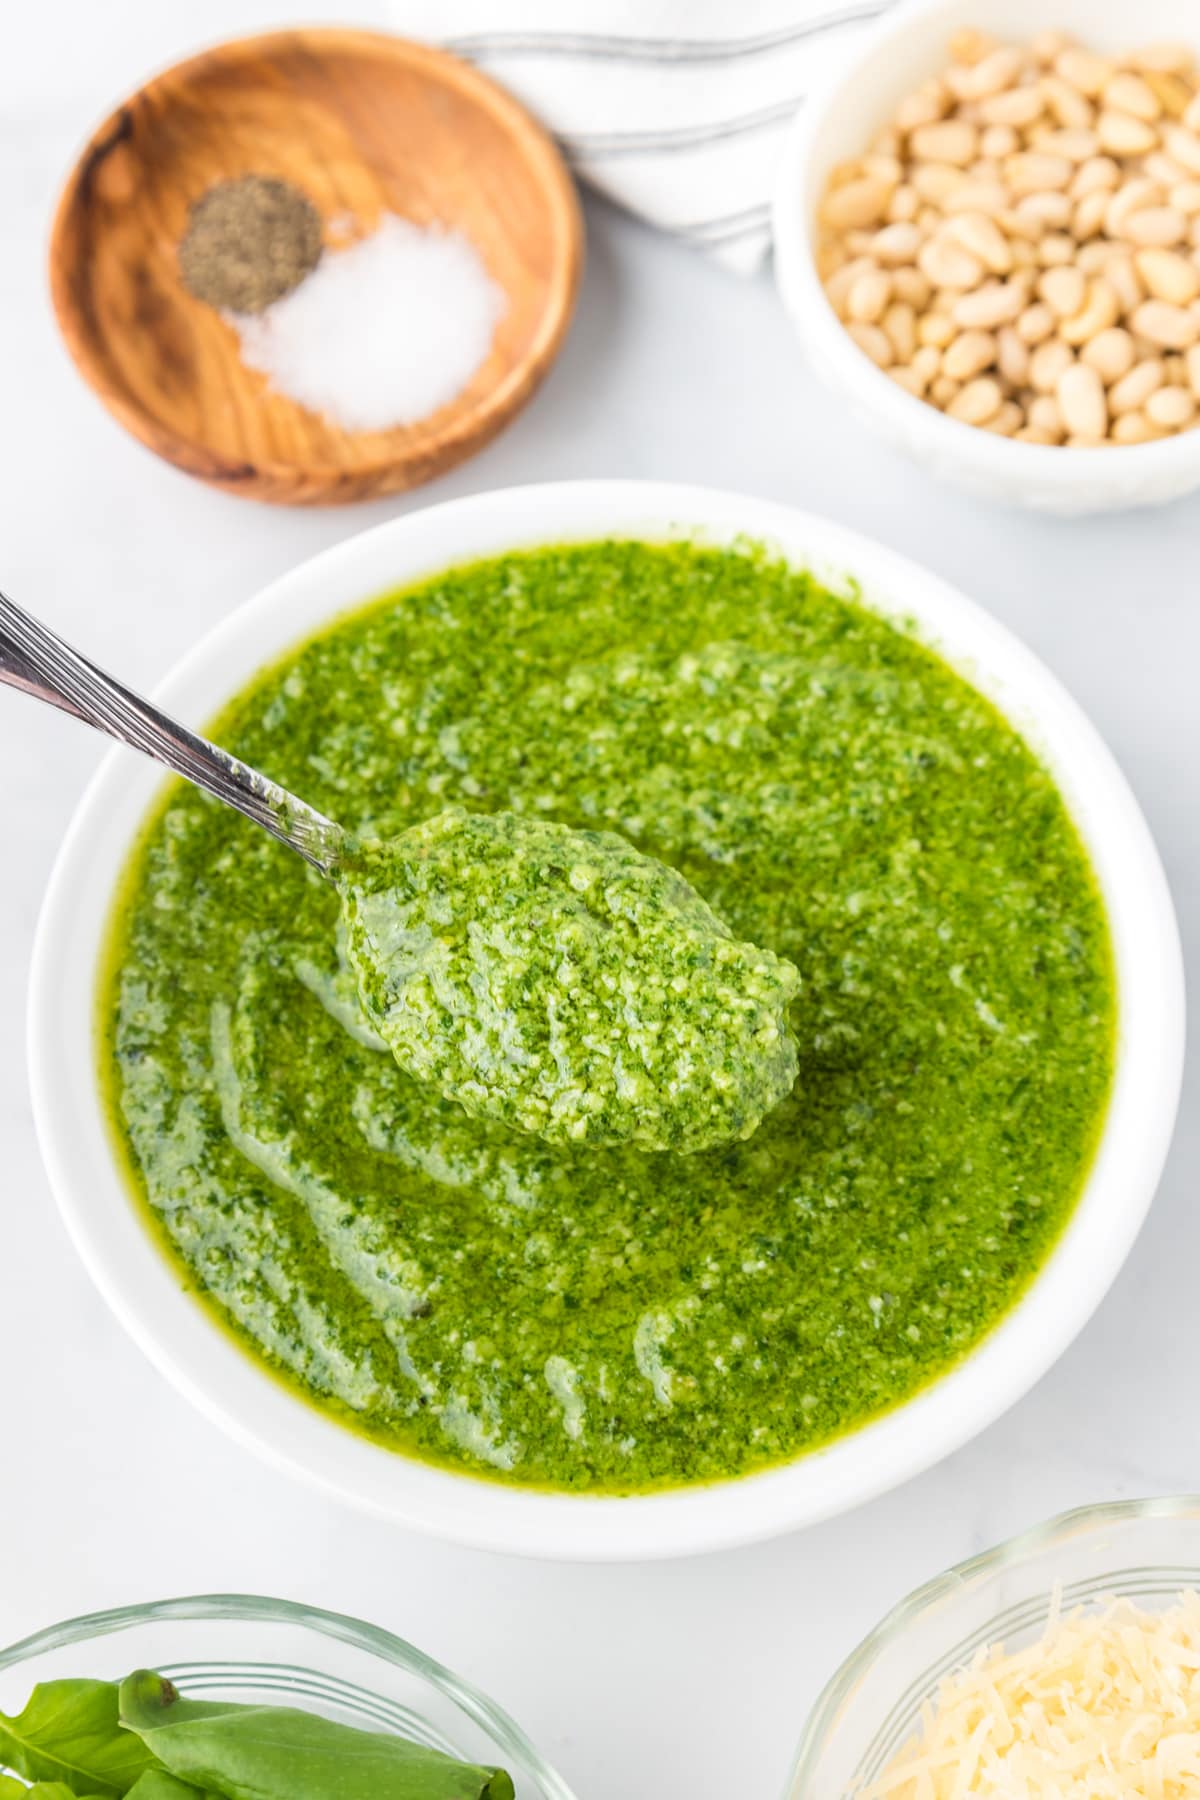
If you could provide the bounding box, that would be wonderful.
[0,589,343,874]
[1,588,801,1152]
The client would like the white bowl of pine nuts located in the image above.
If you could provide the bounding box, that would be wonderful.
[773,0,1200,512]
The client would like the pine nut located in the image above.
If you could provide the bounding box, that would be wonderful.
[1057,361,1108,437]
[871,222,925,265]
[979,85,1045,128]
[1132,43,1195,75]
[1017,190,1073,229]
[1135,246,1200,303]
[847,270,893,322]
[947,375,1004,422]
[952,280,1028,328]
[1146,383,1196,425]
[1144,151,1193,186]
[886,184,920,223]
[1186,343,1200,396]
[945,210,1012,272]
[882,300,917,360]
[951,45,1024,99]
[1028,393,1065,436]
[1165,127,1200,175]
[1042,74,1095,130]
[980,125,1020,159]
[1082,326,1137,384]
[896,83,951,134]
[911,120,978,165]
[1105,178,1165,234]
[996,324,1030,385]
[1077,240,1119,273]
[982,398,1024,434]
[822,177,894,230]
[930,373,960,406]
[942,179,1009,215]
[1030,338,1075,392]
[1118,206,1189,247]
[1131,297,1200,346]
[1006,151,1073,193]
[864,153,904,185]
[1106,252,1145,314]
[826,256,878,315]
[918,237,984,289]
[912,345,941,382]
[1111,408,1166,442]
[1104,72,1162,121]
[1039,265,1086,317]
[1144,72,1193,120]
[846,321,895,366]
[1072,190,1110,239]
[1035,127,1101,162]
[891,266,932,308]
[1016,301,1056,344]
[942,329,997,380]
[889,364,928,397]
[1038,233,1077,266]
[1097,110,1160,155]
[912,162,966,204]
[1109,358,1166,412]
[1071,155,1122,197]
[1170,181,1200,214]
[918,311,956,349]
[1059,277,1121,344]
[1056,47,1114,97]
[1032,32,1071,67]
[949,29,1000,66]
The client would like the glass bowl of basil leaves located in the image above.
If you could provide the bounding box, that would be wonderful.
[0,1593,577,1800]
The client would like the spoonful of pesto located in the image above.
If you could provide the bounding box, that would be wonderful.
[0,590,800,1152]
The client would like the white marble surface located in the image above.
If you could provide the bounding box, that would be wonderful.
[2,7,1198,1799]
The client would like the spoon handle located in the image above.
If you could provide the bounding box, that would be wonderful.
[0,589,343,874]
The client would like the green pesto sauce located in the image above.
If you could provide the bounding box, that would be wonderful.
[338,808,801,1153]
[102,540,1116,1492]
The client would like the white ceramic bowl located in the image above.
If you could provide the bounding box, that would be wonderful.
[773,0,1200,513]
[28,481,1184,1560]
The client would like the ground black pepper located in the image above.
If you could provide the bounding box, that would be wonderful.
[178,175,322,313]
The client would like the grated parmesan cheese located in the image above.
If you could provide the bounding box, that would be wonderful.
[861,1591,1200,1799]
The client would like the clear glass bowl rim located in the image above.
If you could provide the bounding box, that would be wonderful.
[787,1493,1200,1794]
[0,1592,578,1800]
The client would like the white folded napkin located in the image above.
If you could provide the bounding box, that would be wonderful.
[394,1,889,273]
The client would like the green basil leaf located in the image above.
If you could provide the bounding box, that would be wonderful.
[125,1773,210,1800]
[0,1682,158,1796]
[1,1784,112,1799]
[119,1672,515,1800]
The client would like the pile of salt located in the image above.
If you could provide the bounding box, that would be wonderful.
[233,215,505,433]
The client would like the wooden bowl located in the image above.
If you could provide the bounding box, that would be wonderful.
[49,28,583,505]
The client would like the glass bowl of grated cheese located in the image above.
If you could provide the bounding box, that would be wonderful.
[787,1495,1200,1798]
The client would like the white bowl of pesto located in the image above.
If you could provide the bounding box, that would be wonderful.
[28,482,1183,1560]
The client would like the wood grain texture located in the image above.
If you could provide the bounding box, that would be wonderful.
[49,28,583,505]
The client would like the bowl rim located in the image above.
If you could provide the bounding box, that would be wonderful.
[787,1492,1200,1795]
[26,478,1186,1561]
[47,25,584,504]
[0,1590,578,1800]
[770,0,1200,495]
